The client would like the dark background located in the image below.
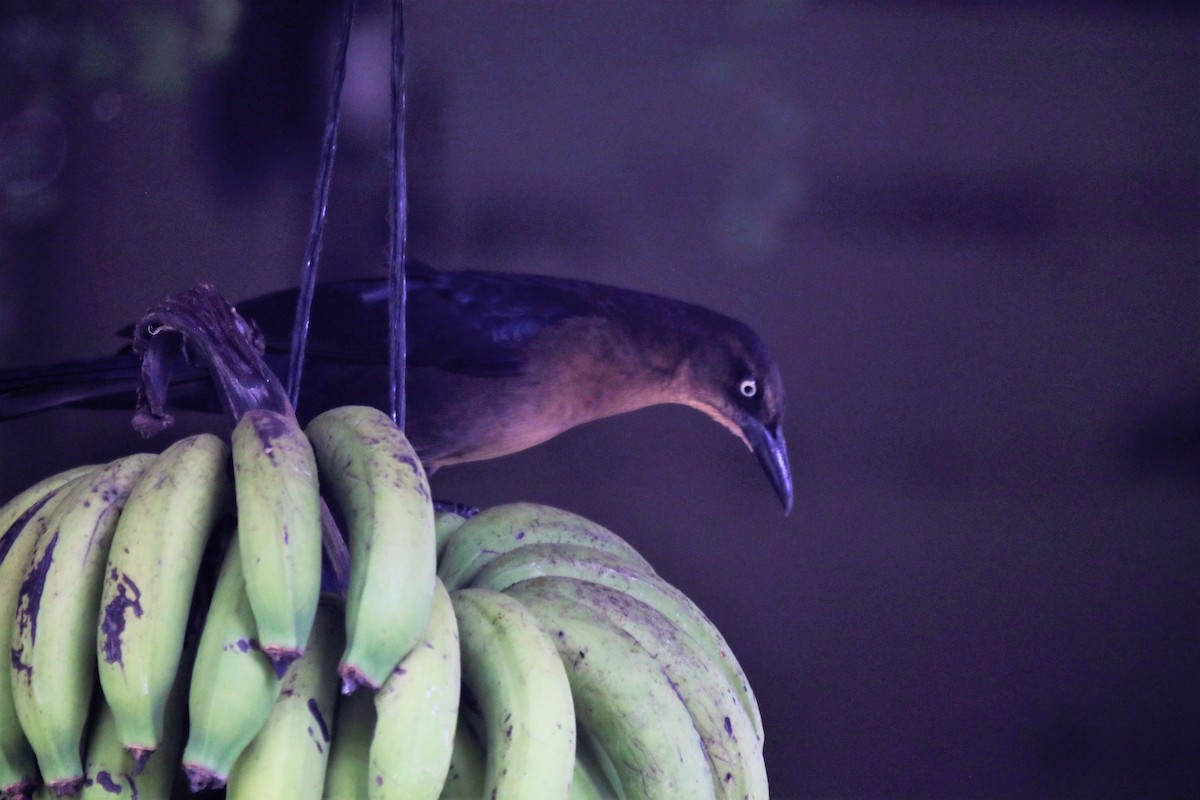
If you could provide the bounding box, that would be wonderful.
[1,1,1197,797]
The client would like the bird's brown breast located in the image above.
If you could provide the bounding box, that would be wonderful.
[406,317,683,468]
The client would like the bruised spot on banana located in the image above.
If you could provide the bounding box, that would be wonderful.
[11,532,56,673]
[98,568,144,667]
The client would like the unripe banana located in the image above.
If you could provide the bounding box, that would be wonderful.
[225,603,343,800]
[11,453,157,795]
[81,646,190,800]
[437,718,486,800]
[505,582,716,800]
[305,406,436,692]
[322,688,374,800]
[510,577,767,800]
[182,542,281,791]
[0,468,94,798]
[450,587,575,800]
[368,578,460,800]
[438,503,651,591]
[97,434,231,762]
[471,542,763,743]
[232,408,323,674]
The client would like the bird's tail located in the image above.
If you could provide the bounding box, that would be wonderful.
[0,354,147,419]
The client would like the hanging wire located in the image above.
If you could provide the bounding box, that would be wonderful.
[286,0,358,411]
[387,0,409,429]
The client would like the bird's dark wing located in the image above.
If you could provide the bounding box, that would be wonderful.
[233,260,612,378]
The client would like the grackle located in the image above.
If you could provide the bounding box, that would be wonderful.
[0,261,792,511]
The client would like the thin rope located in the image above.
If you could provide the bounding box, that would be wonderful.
[387,0,409,428]
[286,0,357,411]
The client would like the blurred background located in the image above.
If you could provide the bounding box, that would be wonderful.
[1,1,1197,797]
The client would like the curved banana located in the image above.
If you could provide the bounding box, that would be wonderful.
[0,468,94,798]
[305,406,435,693]
[505,582,716,800]
[437,718,486,800]
[510,577,767,800]
[232,408,323,674]
[96,434,231,763]
[81,647,190,800]
[183,542,282,791]
[438,503,651,591]
[322,688,374,800]
[225,603,343,800]
[451,588,575,799]
[368,578,460,800]
[11,453,157,795]
[472,542,763,742]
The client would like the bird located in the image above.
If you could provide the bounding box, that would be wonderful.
[0,260,793,512]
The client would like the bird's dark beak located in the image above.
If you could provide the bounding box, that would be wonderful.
[742,418,793,514]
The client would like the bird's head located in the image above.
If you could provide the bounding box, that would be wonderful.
[671,314,793,514]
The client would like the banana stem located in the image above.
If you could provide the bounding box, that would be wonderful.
[131,284,292,436]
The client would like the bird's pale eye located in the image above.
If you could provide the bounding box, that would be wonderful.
[739,378,757,398]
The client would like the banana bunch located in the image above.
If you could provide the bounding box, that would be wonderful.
[0,404,767,800]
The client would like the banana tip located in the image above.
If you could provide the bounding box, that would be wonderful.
[125,745,155,775]
[183,763,227,793]
[2,778,38,798]
[338,663,379,695]
[47,775,86,796]
[265,645,303,678]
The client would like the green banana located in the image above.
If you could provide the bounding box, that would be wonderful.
[182,542,281,791]
[368,578,460,800]
[472,542,763,742]
[11,453,157,795]
[322,688,374,800]
[437,718,486,800]
[232,408,323,674]
[510,577,767,800]
[450,588,575,799]
[438,503,651,591]
[0,468,94,798]
[81,644,190,800]
[305,406,436,692]
[506,582,716,800]
[225,603,343,800]
[96,434,231,762]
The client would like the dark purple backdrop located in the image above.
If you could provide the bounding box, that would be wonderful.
[1,2,1197,797]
